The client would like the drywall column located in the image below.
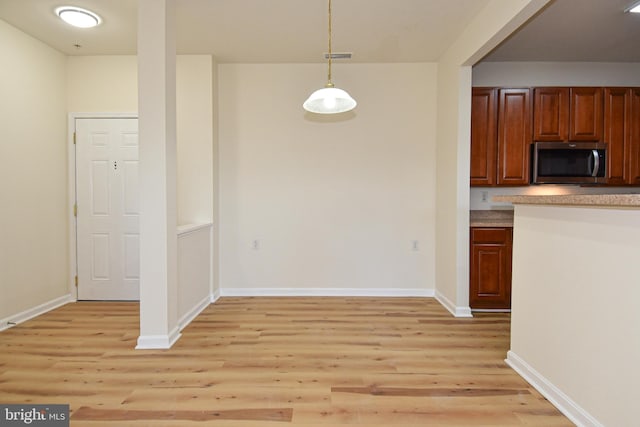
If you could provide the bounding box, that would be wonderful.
[434,0,550,316]
[136,0,180,349]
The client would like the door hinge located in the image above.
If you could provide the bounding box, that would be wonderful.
[75,275,78,287]
[73,204,77,217]
[73,132,76,145]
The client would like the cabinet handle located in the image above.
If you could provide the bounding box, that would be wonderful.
[591,149,600,177]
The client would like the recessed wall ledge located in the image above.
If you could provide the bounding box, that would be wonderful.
[177,223,213,235]
[493,194,640,208]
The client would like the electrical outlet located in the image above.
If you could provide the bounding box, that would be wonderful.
[481,191,489,203]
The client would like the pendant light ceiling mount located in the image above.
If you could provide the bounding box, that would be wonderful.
[303,0,357,114]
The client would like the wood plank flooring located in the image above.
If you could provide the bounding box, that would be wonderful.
[0,297,573,426]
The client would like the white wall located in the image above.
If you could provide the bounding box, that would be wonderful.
[508,204,640,427]
[0,19,69,324]
[473,61,640,87]
[218,63,437,295]
[177,224,212,327]
[66,56,138,111]
[66,55,214,225]
[176,56,214,224]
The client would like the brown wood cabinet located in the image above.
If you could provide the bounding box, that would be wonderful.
[497,89,531,185]
[627,88,640,185]
[533,87,603,142]
[470,227,512,310]
[470,87,531,187]
[470,88,497,186]
[603,87,640,185]
[569,87,603,142]
[604,88,631,185]
[471,85,639,187]
[534,87,569,141]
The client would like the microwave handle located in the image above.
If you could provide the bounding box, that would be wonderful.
[591,150,600,177]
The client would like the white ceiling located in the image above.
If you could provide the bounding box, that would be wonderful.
[484,0,640,62]
[0,0,638,63]
[0,0,489,62]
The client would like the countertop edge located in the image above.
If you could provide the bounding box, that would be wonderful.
[492,194,640,208]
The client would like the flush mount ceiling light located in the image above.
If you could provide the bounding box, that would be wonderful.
[303,0,356,114]
[56,6,101,28]
[625,0,640,12]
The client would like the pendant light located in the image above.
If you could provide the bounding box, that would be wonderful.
[303,0,357,114]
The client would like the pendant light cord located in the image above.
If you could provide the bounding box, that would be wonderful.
[327,0,333,86]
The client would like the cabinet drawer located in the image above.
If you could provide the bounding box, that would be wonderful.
[471,227,511,244]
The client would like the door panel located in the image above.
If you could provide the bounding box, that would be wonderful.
[630,89,640,185]
[533,87,569,142]
[470,88,497,186]
[497,88,531,185]
[76,118,139,300]
[569,87,603,141]
[91,234,110,280]
[603,88,630,185]
[90,161,111,214]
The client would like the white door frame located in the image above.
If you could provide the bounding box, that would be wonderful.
[67,113,138,301]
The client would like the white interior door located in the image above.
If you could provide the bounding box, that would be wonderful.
[76,118,139,300]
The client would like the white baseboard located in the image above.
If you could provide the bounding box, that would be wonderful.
[506,350,604,427]
[435,290,473,317]
[0,294,74,332]
[136,326,182,350]
[211,289,221,303]
[219,287,435,298]
[178,295,211,331]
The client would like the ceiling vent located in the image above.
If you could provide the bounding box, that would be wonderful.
[324,52,352,59]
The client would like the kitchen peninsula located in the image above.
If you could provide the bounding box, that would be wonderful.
[493,194,640,427]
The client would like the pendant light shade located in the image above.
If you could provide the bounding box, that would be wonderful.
[303,0,356,114]
[303,84,357,114]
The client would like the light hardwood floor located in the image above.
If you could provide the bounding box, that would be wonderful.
[0,297,573,426]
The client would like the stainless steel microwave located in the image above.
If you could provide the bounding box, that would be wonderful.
[531,141,608,184]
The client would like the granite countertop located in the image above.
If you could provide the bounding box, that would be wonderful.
[492,194,640,207]
[470,210,514,227]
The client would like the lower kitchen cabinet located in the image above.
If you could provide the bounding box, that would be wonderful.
[470,227,512,310]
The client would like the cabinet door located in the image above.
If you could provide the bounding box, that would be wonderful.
[569,87,603,141]
[497,89,531,185]
[603,88,631,185]
[470,88,497,186]
[629,88,640,185]
[534,87,569,141]
[470,228,512,310]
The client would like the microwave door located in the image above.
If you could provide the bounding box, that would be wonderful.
[532,142,607,184]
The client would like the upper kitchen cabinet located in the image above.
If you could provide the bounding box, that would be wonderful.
[603,88,640,186]
[630,88,640,185]
[497,88,531,185]
[470,88,531,186]
[534,87,603,142]
[569,87,603,142]
[470,88,497,186]
[533,87,569,141]
[603,88,631,185]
